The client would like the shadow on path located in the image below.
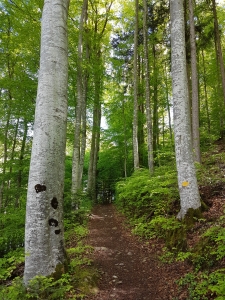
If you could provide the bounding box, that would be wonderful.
[86,204,187,300]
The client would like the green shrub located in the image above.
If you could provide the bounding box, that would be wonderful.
[116,166,179,220]
[0,248,24,282]
[178,269,225,300]
[0,208,25,256]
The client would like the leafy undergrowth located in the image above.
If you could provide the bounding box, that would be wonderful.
[115,142,225,299]
[0,196,99,300]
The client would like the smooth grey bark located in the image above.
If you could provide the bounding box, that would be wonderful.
[122,88,128,178]
[79,73,88,189]
[170,0,201,219]
[78,25,89,193]
[164,63,173,143]
[201,49,211,134]
[71,0,88,207]
[133,0,139,169]
[87,80,101,202]
[152,44,159,159]
[24,0,70,285]
[212,0,225,106]
[143,0,154,174]
[189,0,201,163]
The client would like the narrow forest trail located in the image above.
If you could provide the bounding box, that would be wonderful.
[85,204,189,300]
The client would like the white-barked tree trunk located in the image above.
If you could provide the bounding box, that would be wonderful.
[170,0,201,219]
[24,0,70,285]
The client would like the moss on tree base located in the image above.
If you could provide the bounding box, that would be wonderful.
[51,254,70,280]
[183,207,203,229]
[165,207,204,251]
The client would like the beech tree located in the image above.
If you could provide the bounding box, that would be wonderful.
[87,0,113,201]
[143,0,154,174]
[212,0,225,107]
[24,0,70,285]
[133,0,140,169]
[170,0,201,219]
[189,0,201,163]
[71,0,88,208]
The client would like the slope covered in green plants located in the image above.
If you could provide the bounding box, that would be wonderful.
[115,142,225,299]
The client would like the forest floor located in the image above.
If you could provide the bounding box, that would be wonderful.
[85,191,225,300]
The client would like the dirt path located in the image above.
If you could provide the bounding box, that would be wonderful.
[86,204,188,300]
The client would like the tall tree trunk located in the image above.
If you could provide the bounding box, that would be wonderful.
[87,0,112,200]
[189,0,201,163]
[122,97,128,178]
[87,92,101,202]
[92,101,101,201]
[133,0,139,169]
[24,0,70,285]
[170,0,201,220]
[143,0,154,174]
[4,118,19,207]
[201,49,211,134]
[152,44,159,162]
[164,63,173,143]
[78,29,89,192]
[2,92,12,208]
[212,0,225,107]
[79,72,88,189]
[71,0,88,208]
[87,50,102,202]
[16,120,28,208]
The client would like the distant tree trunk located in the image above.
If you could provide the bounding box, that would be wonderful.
[143,0,154,173]
[1,94,11,208]
[170,0,201,219]
[212,0,225,107]
[87,48,102,202]
[87,1,112,200]
[201,49,211,134]
[71,0,88,208]
[1,16,16,209]
[133,0,139,169]
[16,120,28,208]
[24,0,70,285]
[78,29,89,192]
[123,104,128,178]
[92,101,101,201]
[164,63,173,143]
[79,71,88,188]
[152,44,159,161]
[3,117,19,207]
[138,100,145,166]
[189,0,201,163]
[87,87,101,202]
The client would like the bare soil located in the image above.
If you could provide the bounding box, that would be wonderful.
[85,177,225,300]
[86,204,191,300]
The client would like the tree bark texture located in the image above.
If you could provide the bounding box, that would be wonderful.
[152,44,159,160]
[71,0,88,207]
[189,0,201,163]
[212,0,225,107]
[24,0,70,285]
[143,0,154,174]
[87,80,101,202]
[170,0,201,219]
[133,0,139,169]
[201,49,211,133]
